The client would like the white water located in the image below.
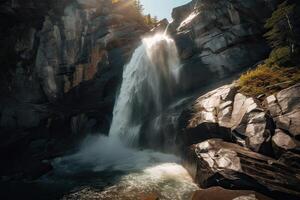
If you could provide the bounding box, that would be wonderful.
[52,33,197,199]
[109,33,181,146]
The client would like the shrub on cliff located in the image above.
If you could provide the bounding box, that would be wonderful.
[238,64,300,97]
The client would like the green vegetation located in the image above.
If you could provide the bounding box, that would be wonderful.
[145,14,158,26]
[264,1,300,67]
[133,0,159,26]
[238,0,300,97]
[238,64,300,97]
[112,0,158,27]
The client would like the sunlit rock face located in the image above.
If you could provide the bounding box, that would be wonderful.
[170,0,278,92]
[179,83,300,199]
[0,0,147,179]
[178,83,272,154]
[178,83,300,156]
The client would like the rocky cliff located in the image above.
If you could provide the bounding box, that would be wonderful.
[0,0,148,179]
[170,0,278,92]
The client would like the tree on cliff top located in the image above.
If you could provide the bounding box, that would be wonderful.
[264,0,300,66]
[134,0,144,13]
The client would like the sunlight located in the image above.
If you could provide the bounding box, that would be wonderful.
[177,11,199,31]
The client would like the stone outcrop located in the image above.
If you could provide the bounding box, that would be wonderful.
[170,0,277,91]
[0,0,147,179]
[178,83,300,153]
[178,83,273,154]
[180,83,300,199]
[265,83,300,139]
[187,139,300,199]
[272,129,299,154]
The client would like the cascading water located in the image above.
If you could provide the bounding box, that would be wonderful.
[109,33,181,146]
[49,33,198,199]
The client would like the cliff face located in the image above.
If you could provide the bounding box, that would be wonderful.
[0,0,147,179]
[170,0,277,91]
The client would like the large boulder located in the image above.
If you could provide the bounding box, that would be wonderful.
[178,83,272,154]
[178,84,236,147]
[272,129,299,156]
[185,139,300,199]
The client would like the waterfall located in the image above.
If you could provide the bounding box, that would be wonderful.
[53,31,186,171]
[109,33,181,146]
[51,32,198,199]
[53,32,183,171]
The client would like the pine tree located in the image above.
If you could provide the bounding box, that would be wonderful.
[152,16,158,24]
[146,14,152,25]
[134,0,144,14]
[264,1,300,66]
[264,1,296,51]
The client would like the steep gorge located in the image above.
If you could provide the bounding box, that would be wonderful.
[1,0,299,200]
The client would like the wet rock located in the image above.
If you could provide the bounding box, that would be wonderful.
[186,139,300,199]
[192,187,271,200]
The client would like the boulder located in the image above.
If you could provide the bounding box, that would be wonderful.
[179,84,237,147]
[185,139,300,199]
[179,84,271,153]
[272,129,299,157]
[265,83,300,139]
[192,187,271,200]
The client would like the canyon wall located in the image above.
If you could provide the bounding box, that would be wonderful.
[0,0,148,179]
[171,0,278,92]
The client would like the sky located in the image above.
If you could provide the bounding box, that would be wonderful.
[140,0,191,21]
